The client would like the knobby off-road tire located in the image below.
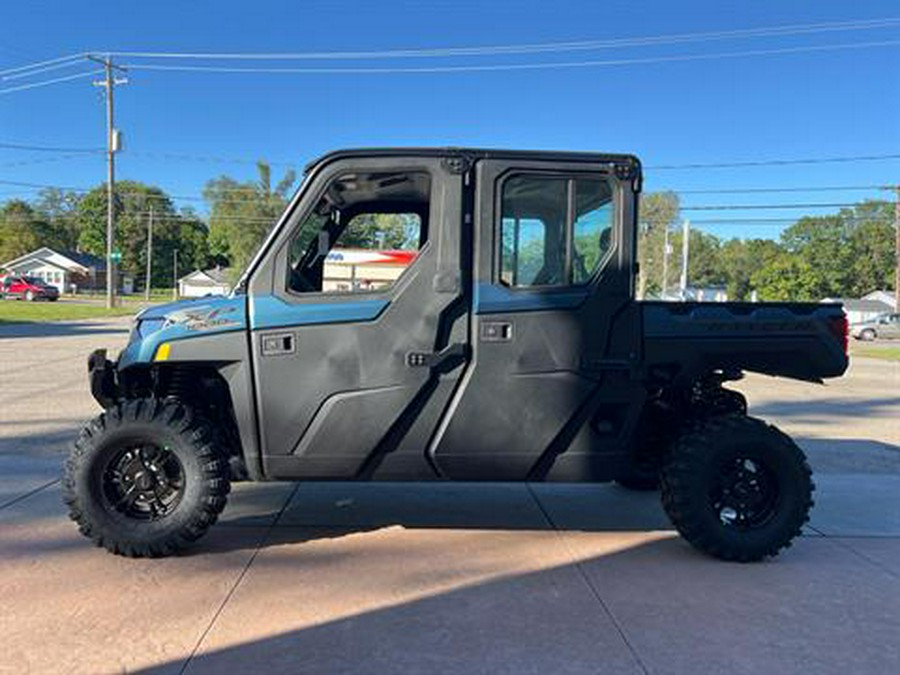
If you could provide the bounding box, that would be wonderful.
[660,414,813,562]
[63,399,230,557]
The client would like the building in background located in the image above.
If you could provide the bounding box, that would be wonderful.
[178,267,232,297]
[0,247,109,293]
[861,290,898,311]
[822,296,894,325]
[322,249,417,292]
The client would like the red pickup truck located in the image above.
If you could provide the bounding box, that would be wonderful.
[0,275,60,301]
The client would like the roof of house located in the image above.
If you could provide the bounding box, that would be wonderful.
[1,247,104,273]
[179,267,231,285]
[823,298,893,313]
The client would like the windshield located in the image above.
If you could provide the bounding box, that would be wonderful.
[23,276,48,286]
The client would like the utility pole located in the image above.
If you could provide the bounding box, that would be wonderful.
[173,249,179,300]
[679,219,690,299]
[879,185,900,311]
[661,224,671,298]
[894,186,900,312]
[90,55,127,309]
[144,206,154,301]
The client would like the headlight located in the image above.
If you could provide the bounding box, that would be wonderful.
[135,317,166,340]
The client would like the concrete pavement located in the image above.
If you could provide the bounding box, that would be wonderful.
[1,319,898,674]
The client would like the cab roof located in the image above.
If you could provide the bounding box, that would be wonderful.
[304,147,641,177]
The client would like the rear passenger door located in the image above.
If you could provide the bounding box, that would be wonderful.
[430,158,641,480]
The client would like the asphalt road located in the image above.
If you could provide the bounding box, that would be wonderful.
[1,318,898,674]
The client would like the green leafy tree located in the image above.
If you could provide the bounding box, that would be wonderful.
[34,187,82,250]
[204,161,296,278]
[719,238,782,300]
[636,191,680,298]
[75,182,209,291]
[750,253,820,301]
[0,200,53,262]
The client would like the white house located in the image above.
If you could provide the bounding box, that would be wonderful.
[861,290,897,310]
[0,247,106,293]
[178,267,231,298]
[822,297,894,325]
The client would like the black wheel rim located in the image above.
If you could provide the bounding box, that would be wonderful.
[101,443,185,521]
[710,457,779,530]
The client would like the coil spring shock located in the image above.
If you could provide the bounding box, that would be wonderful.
[163,367,193,402]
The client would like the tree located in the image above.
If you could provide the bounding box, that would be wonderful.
[75,181,210,290]
[637,191,680,298]
[751,253,819,301]
[752,199,894,301]
[0,200,52,262]
[34,187,82,251]
[844,200,894,296]
[719,238,782,301]
[204,161,296,278]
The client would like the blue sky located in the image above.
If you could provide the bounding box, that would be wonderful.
[1,0,898,240]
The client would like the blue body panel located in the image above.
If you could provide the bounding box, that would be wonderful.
[118,295,246,368]
[118,293,391,368]
[473,282,588,314]
[249,294,389,330]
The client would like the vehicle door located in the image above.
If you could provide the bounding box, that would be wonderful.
[429,158,642,481]
[884,313,900,339]
[246,155,468,479]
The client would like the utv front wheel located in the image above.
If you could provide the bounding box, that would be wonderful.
[63,399,230,557]
[660,415,813,562]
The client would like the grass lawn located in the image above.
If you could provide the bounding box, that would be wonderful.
[0,298,146,323]
[850,343,900,362]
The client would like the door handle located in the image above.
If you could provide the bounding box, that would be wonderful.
[261,332,295,356]
[406,343,468,370]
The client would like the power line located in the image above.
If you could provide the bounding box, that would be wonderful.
[0,141,104,153]
[0,52,86,77]
[682,202,865,211]
[120,39,900,75]
[1,177,895,209]
[0,70,102,95]
[0,153,105,169]
[668,184,883,194]
[647,153,900,170]
[3,16,898,79]
[1,57,90,82]
[108,17,900,61]
[127,150,298,167]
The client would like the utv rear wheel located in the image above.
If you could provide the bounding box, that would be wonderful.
[660,414,813,562]
[63,399,230,557]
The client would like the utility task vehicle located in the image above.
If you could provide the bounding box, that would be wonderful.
[65,148,848,561]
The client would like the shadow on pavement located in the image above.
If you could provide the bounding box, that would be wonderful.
[128,531,899,675]
[752,396,900,423]
[0,320,130,339]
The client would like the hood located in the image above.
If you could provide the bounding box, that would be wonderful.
[119,294,246,369]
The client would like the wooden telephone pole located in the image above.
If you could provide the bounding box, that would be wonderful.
[881,185,900,311]
[89,55,127,308]
[895,186,900,312]
[144,206,154,301]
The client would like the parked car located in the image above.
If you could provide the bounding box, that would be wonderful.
[851,312,900,341]
[1,275,60,301]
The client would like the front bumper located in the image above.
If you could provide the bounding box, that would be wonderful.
[88,349,119,408]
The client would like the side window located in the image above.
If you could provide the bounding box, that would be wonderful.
[287,171,430,294]
[500,176,566,286]
[500,174,613,288]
